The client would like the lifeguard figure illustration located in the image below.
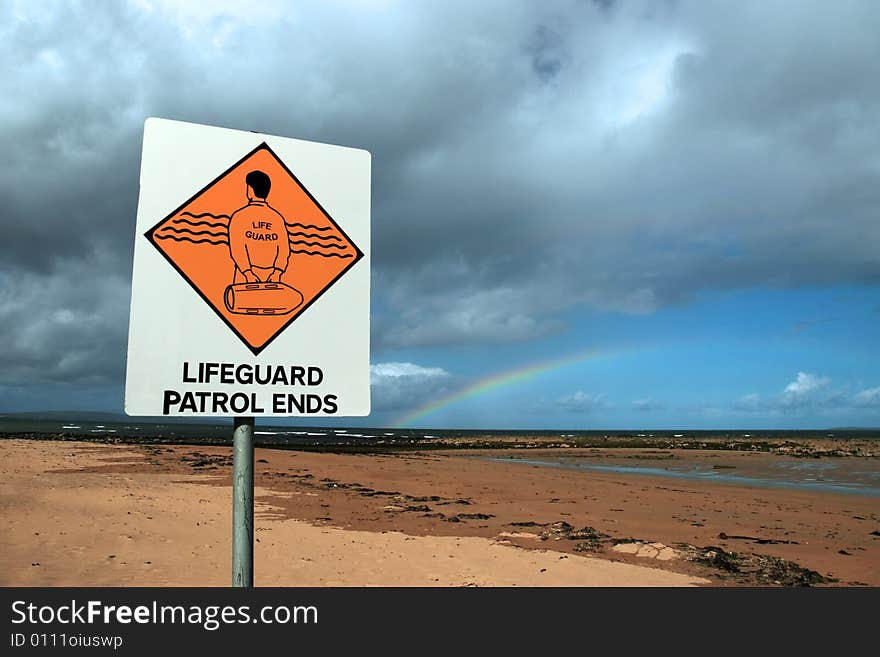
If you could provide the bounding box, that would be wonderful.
[229,170,289,284]
[223,170,303,315]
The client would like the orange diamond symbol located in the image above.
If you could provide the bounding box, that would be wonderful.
[146,142,363,355]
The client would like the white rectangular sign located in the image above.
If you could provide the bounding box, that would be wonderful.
[125,118,370,416]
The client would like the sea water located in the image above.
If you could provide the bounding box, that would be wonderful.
[481,455,880,497]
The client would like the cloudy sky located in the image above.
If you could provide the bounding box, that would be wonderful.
[1,0,878,429]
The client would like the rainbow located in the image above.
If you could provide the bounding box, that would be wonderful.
[394,348,605,428]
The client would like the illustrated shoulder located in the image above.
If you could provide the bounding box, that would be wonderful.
[229,206,249,220]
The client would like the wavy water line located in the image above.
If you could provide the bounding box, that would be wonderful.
[287,222,333,232]
[180,211,230,221]
[287,230,342,241]
[172,218,229,229]
[154,234,229,245]
[289,239,348,250]
[160,226,228,237]
[291,249,353,258]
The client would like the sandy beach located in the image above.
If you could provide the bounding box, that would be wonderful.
[1,438,877,586]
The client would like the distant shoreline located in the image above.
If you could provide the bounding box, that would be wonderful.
[2,430,878,458]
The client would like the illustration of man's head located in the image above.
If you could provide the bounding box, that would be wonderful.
[245,170,271,200]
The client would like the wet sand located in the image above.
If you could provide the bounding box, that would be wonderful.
[1,439,877,586]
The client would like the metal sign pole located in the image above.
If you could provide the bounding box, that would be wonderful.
[232,416,255,587]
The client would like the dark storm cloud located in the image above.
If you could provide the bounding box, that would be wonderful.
[0,254,129,384]
[1,0,878,387]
